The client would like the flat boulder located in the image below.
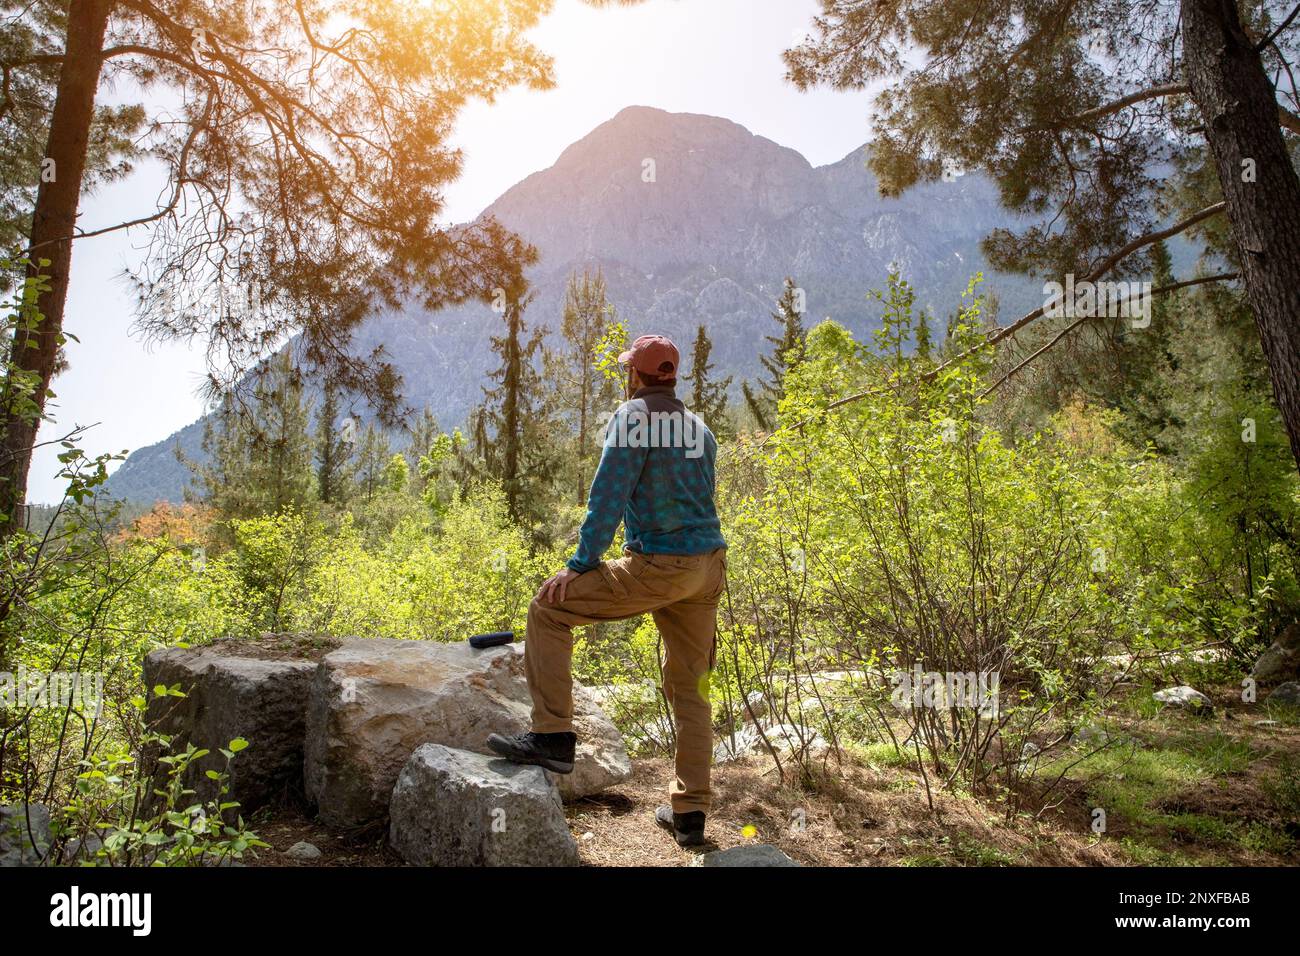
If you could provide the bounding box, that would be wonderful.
[143,642,319,812]
[388,743,579,867]
[304,638,630,828]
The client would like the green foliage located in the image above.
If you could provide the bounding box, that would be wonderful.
[55,691,267,867]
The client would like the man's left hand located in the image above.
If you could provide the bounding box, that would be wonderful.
[537,568,581,605]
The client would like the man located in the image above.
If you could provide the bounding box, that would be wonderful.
[487,334,728,848]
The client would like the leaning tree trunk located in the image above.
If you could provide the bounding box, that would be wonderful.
[1182,0,1300,472]
[0,0,112,533]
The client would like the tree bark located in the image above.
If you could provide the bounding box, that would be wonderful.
[0,0,112,530]
[1182,0,1300,471]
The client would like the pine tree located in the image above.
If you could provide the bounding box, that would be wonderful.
[546,269,616,501]
[743,277,806,430]
[684,325,733,440]
[402,408,442,495]
[355,425,393,503]
[471,283,560,527]
[188,350,315,527]
[314,382,356,505]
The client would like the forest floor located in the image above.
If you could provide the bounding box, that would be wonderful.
[243,679,1300,867]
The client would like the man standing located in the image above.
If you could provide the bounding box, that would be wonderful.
[488,334,727,847]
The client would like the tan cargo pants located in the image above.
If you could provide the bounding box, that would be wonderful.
[524,546,727,815]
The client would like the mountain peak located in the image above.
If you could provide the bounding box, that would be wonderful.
[484,106,819,269]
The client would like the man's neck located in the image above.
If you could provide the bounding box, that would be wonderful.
[631,384,675,399]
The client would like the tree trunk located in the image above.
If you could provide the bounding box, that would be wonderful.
[0,0,112,530]
[1182,0,1300,471]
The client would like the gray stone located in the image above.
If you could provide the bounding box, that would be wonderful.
[0,803,51,867]
[694,844,800,867]
[1276,622,1300,650]
[1153,685,1213,713]
[1252,642,1300,682]
[1267,681,1300,706]
[143,645,317,813]
[388,743,579,867]
[59,832,104,864]
[304,639,630,828]
[286,841,322,861]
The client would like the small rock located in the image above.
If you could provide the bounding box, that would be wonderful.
[388,743,579,867]
[286,841,322,861]
[1153,686,1213,713]
[694,844,800,867]
[1267,681,1300,707]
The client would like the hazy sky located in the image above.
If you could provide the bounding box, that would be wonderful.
[33,0,879,503]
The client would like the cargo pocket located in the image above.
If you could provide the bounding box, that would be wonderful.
[626,551,671,598]
[598,560,629,600]
[705,549,728,602]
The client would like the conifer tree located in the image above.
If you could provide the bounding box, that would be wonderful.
[684,324,733,440]
[743,277,806,430]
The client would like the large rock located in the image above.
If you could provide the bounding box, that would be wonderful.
[143,645,317,812]
[388,744,579,867]
[0,804,51,866]
[304,639,630,828]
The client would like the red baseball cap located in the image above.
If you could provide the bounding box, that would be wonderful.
[618,334,679,379]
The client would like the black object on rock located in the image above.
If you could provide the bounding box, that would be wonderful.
[469,630,514,650]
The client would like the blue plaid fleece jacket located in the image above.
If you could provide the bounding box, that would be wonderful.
[567,385,726,574]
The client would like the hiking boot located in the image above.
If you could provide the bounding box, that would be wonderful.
[486,731,575,774]
[655,804,707,847]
